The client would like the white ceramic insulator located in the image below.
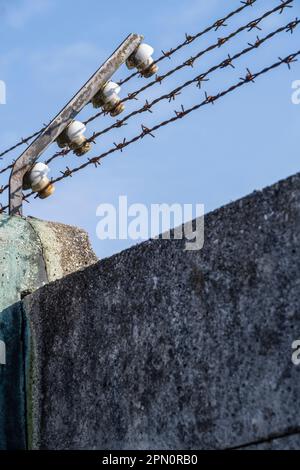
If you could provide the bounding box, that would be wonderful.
[134,44,154,66]
[28,162,50,189]
[66,121,86,145]
[31,175,50,192]
[102,82,121,105]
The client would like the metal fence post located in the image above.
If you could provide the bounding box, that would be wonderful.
[9,33,143,216]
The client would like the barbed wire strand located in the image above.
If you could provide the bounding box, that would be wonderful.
[1,49,294,215]
[0,128,48,161]
[16,0,295,177]
[0,12,297,205]
[84,20,300,143]
[0,0,293,178]
[30,15,300,169]
[117,0,273,86]
[45,52,300,185]
[83,0,294,127]
[0,16,297,204]
[0,0,272,161]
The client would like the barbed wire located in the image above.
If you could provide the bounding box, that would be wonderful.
[116,0,277,86]
[23,0,296,175]
[0,0,296,213]
[0,16,297,209]
[83,20,299,142]
[1,49,294,214]
[0,0,271,162]
[0,0,293,180]
[43,52,300,183]
[0,127,49,162]
[83,0,294,126]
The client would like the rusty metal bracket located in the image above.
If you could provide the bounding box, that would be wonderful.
[9,33,143,216]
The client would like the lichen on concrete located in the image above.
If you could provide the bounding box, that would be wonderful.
[27,217,98,282]
[0,214,97,449]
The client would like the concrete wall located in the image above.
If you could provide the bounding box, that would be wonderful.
[22,172,300,450]
[242,433,300,450]
[0,215,97,449]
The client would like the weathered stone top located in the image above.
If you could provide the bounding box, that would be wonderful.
[27,217,98,282]
[0,215,97,312]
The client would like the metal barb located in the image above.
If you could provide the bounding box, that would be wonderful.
[60,167,73,178]
[286,19,298,33]
[279,54,298,69]
[185,33,194,43]
[248,20,262,31]
[141,125,155,138]
[114,138,127,152]
[88,157,101,168]
[168,91,181,102]
[142,100,153,113]
[241,68,255,82]
[218,37,228,47]
[205,92,216,104]
[161,49,173,59]
[196,75,209,89]
[279,0,293,14]
[221,54,235,69]
[174,105,186,118]
[214,19,227,31]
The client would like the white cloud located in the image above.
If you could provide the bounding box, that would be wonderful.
[30,42,104,76]
[2,0,52,29]
[27,41,106,98]
[157,0,219,29]
[0,48,22,71]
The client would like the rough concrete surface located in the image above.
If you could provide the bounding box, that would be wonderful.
[0,215,97,449]
[241,433,300,450]
[23,172,300,450]
[0,302,27,450]
[28,217,98,282]
[0,215,47,450]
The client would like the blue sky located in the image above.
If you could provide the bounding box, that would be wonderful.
[0,0,299,258]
